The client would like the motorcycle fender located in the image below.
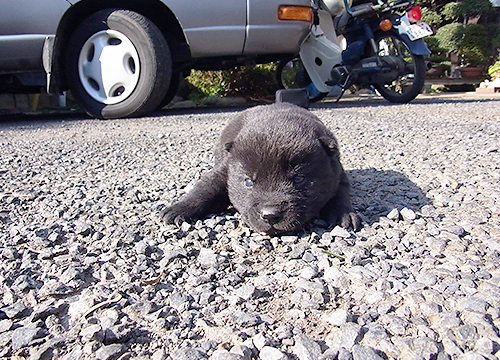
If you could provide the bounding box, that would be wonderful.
[392,15,431,56]
[397,32,431,56]
[299,31,342,93]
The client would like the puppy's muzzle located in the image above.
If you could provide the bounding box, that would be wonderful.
[260,207,284,225]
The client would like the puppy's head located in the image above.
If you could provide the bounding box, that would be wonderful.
[224,105,342,234]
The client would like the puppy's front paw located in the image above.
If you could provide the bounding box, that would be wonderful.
[328,209,362,231]
[339,211,362,231]
[160,203,194,227]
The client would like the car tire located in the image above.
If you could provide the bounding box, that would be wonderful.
[157,72,180,110]
[66,9,172,119]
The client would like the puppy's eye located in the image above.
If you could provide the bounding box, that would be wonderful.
[294,174,306,185]
[244,179,254,188]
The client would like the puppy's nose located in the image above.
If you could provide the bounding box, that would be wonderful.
[261,207,283,224]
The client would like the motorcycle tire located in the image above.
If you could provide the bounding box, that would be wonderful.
[371,33,426,104]
[66,9,172,119]
[276,58,328,103]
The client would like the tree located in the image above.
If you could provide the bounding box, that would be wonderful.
[419,0,500,66]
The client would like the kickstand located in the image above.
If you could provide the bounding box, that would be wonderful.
[335,73,354,102]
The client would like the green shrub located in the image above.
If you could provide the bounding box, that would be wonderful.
[434,23,465,53]
[486,24,500,55]
[187,63,278,99]
[488,54,500,76]
[457,0,492,18]
[187,70,232,97]
[425,36,448,63]
[460,24,489,65]
[441,2,461,22]
[433,23,490,65]
[441,0,492,21]
[421,7,442,27]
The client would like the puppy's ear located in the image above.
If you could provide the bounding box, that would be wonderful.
[319,136,339,158]
[224,142,234,152]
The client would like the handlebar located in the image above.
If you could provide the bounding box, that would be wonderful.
[340,0,414,17]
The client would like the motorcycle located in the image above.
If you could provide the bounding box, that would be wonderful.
[277,0,433,103]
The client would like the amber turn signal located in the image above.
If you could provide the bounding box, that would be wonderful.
[380,19,393,31]
[278,5,313,22]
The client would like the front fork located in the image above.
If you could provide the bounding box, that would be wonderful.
[364,23,379,56]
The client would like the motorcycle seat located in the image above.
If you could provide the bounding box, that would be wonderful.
[333,3,374,31]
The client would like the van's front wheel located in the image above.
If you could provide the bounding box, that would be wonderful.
[66,9,172,119]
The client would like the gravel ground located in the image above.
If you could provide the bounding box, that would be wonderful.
[1,93,500,360]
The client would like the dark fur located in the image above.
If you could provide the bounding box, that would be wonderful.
[161,103,361,235]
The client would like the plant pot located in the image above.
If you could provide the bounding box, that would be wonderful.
[459,66,483,78]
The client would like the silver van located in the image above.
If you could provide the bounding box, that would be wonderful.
[0,0,312,118]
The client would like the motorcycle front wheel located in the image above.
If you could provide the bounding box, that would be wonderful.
[276,57,329,103]
[371,33,426,103]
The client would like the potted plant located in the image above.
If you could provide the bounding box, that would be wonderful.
[457,24,489,77]
[434,23,489,77]
[424,36,450,77]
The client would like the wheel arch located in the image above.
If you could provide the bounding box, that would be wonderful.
[50,0,191,93]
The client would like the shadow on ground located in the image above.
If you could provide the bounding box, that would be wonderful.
[347,168,430,225]
[312,92,500,110]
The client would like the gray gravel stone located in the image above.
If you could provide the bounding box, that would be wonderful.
[259,347,288,360]
[63,345,83,360]
[386,208,400,221]
[1,301,29,319]
[171,347,206,360]
[230,345,252,360]
[324,309,351,327]
[456,353,487,360]
[30,345,54,360]
[292,333,322,360]
[232,311,260,327]
[152,349,168,360]
[80,324,104,342]
[400,207,416,221]
[198,248,225,269]
[74,220,92,236]
[330,226,352,238]
[95,344,125,360]
[11,325,47,350]
[459,297,490,313]
[210,349,245,360]
[352,345,384,360]
[0,319,12,333]
[340,323,364,348]
[253,333,271,351]
[392,337,440,360]
[337,348,354,360]
[473,338,494,356]
[363,323,388,345]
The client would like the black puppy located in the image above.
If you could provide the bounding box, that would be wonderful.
[161,103,361,235]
